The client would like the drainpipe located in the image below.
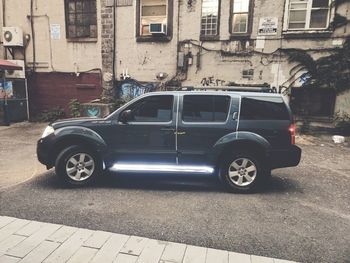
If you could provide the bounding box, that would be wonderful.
[30,0,36,72]
[112,0,116,96]
[1,0,7,59]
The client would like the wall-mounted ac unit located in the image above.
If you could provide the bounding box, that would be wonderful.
[149,23,167,34]
[5,60,25,79]
[2,27,23,47]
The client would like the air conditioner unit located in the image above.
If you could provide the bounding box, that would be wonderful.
[149,23,167,34]
[2,27,23,47]
[5,60,25,79]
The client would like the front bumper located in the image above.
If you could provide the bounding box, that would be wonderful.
[269,145,302,169]
[37,135,55,168]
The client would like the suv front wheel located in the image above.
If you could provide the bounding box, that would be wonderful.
[220,152,263,193]
[55,145,102,186]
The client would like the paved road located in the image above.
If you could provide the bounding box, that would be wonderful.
[0,125,349,263]
[0,122,47,189]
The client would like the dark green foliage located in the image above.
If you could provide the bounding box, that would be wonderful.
[286,37,350,93]
[68,99,81,118]
[329,14,348,29]
[39,107,65,122]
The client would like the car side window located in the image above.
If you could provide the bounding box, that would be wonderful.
[182,95,231,122]
[124,95,173,122]
[240,97,289,120]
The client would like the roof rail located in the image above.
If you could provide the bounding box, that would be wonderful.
[177,86,274,93]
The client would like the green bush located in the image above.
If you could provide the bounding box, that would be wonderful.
[68,99,81,118]
[39,107,65,122]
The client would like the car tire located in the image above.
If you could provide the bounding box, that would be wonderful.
[219,152,264,193]
[55,145,102,186]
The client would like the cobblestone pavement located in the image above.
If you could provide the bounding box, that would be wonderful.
[0,216,296,263]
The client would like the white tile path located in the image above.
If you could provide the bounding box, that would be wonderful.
[0,216,297,263]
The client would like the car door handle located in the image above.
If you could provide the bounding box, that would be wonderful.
[175,131,186,135]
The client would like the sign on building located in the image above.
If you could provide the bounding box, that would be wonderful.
[258,17,278,35]
[50,24,61,40]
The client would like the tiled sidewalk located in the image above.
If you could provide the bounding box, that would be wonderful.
[0,216,296,263]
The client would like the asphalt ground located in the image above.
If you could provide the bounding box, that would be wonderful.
[0,123,349,263]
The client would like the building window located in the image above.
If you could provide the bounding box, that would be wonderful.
[287,0,331,30]
[231,0,250,34]
[140,0,167,36]
[200,0,220,38]
[65,0,97,38]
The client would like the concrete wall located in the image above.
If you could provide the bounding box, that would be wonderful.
[111,0,350,90]
[335,90,350,116]
[1,0,101,72]
[115,0,179,82]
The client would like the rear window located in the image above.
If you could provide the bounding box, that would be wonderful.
[240,97,289,120]
[182,95,231,122]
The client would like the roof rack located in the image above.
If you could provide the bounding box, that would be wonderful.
[177,86,274,93]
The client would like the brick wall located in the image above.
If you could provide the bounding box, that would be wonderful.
[100,0,115,97]
[28,72,102,116]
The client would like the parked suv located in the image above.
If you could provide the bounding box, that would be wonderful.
[37,91,301,192]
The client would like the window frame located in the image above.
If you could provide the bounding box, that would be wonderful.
[136,0,174,42]
[200,0,222,41]
[123,95,175,124]
[229,0,254,39]
[181,95,232,124]
[64,0,98,41]
[283,0,333,32]
[240,96,290,121]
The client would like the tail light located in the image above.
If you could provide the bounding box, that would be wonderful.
[289,123,296,145]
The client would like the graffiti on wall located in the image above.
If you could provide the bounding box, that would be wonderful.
[119,79,158,100]
[271,86,290,96]
[201,76,226,86]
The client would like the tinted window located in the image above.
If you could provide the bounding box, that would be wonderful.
[240,97,289,120]
[182,95,230,122]
[126,95,173,122]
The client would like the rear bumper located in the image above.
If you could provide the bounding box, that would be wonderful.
[269,145,302,169]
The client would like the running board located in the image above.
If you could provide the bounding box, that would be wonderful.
[109,163,214,174]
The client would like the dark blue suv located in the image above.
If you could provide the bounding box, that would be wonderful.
[37,91,301,192]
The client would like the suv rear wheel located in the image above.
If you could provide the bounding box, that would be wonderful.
[55,145,102,185]
[220,152,262,193]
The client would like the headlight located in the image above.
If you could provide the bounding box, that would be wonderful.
[42,126,54,138]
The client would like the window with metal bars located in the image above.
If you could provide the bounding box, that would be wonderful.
[65,0,97,39]
[200,0,220,38]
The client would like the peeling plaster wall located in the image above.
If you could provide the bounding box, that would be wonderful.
[0,0,102,72]
[115,1,178,82]
[335,90,350,116]
[178,0,350,90]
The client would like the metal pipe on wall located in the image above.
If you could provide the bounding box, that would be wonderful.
[30,0,36,72]
[1,0,7,59]
[112,0,116,94]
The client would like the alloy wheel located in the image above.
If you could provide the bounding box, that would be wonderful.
[228,158,257,187]
[65,153,95,182]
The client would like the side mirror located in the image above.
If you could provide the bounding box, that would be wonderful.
[119,110,133,124]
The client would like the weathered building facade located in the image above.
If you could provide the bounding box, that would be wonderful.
[0,0,349,118]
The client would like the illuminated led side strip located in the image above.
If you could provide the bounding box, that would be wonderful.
[109,163,214,174]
